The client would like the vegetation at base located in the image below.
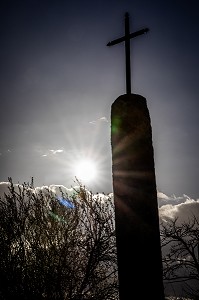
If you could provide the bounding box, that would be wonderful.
[0,177,199,300]
[161,217,199,300]
[0,177,119,300]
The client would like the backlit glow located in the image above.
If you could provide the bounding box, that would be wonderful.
[74,159,97,183]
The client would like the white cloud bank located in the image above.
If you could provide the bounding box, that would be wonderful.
[0,181,199,225]
[158,192,199,224]
[0,181,75,201]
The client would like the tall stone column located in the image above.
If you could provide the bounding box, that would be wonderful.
[111,94,165,300]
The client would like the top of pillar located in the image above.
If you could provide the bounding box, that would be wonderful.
[111,94,149,117]
[113,93,146,105]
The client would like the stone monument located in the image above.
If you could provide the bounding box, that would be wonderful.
[107,12,165,300]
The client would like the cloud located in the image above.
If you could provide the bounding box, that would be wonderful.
[159,197,199,224]
[0,181,198,226]
[0,182,13,198]
[43,184,75,196]
[49,149,64,155]
[0,149,12,157]
[34,146,65,158]
[0,181,32,200]
[89,116,109,125]
[0,181,80,212]
[40,149,64,157]
[158,192,194,207]
[157,190,199,224]
[157,191,170,200]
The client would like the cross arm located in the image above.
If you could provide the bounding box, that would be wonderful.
[107,28,149,47]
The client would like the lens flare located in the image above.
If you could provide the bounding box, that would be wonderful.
[57,196,75,209]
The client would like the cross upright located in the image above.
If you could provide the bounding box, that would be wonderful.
[107,12,149,94]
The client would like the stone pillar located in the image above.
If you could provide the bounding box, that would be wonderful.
[111,94,165,300]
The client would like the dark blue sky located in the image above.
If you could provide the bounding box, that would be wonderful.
[0,0,199,198]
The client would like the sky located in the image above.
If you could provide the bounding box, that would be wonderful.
[0,0,199,198]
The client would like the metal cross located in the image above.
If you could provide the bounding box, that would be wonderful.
[107,12,149,94]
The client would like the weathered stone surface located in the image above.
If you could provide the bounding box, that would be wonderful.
[111,94,165,300]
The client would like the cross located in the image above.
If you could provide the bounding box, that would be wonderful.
[107,12,149,94]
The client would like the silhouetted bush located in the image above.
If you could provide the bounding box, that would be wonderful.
[2,176,198,300]
[0,178,119,300]
[161,216,199,300]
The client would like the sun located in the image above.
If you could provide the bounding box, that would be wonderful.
[74,159,98,183]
